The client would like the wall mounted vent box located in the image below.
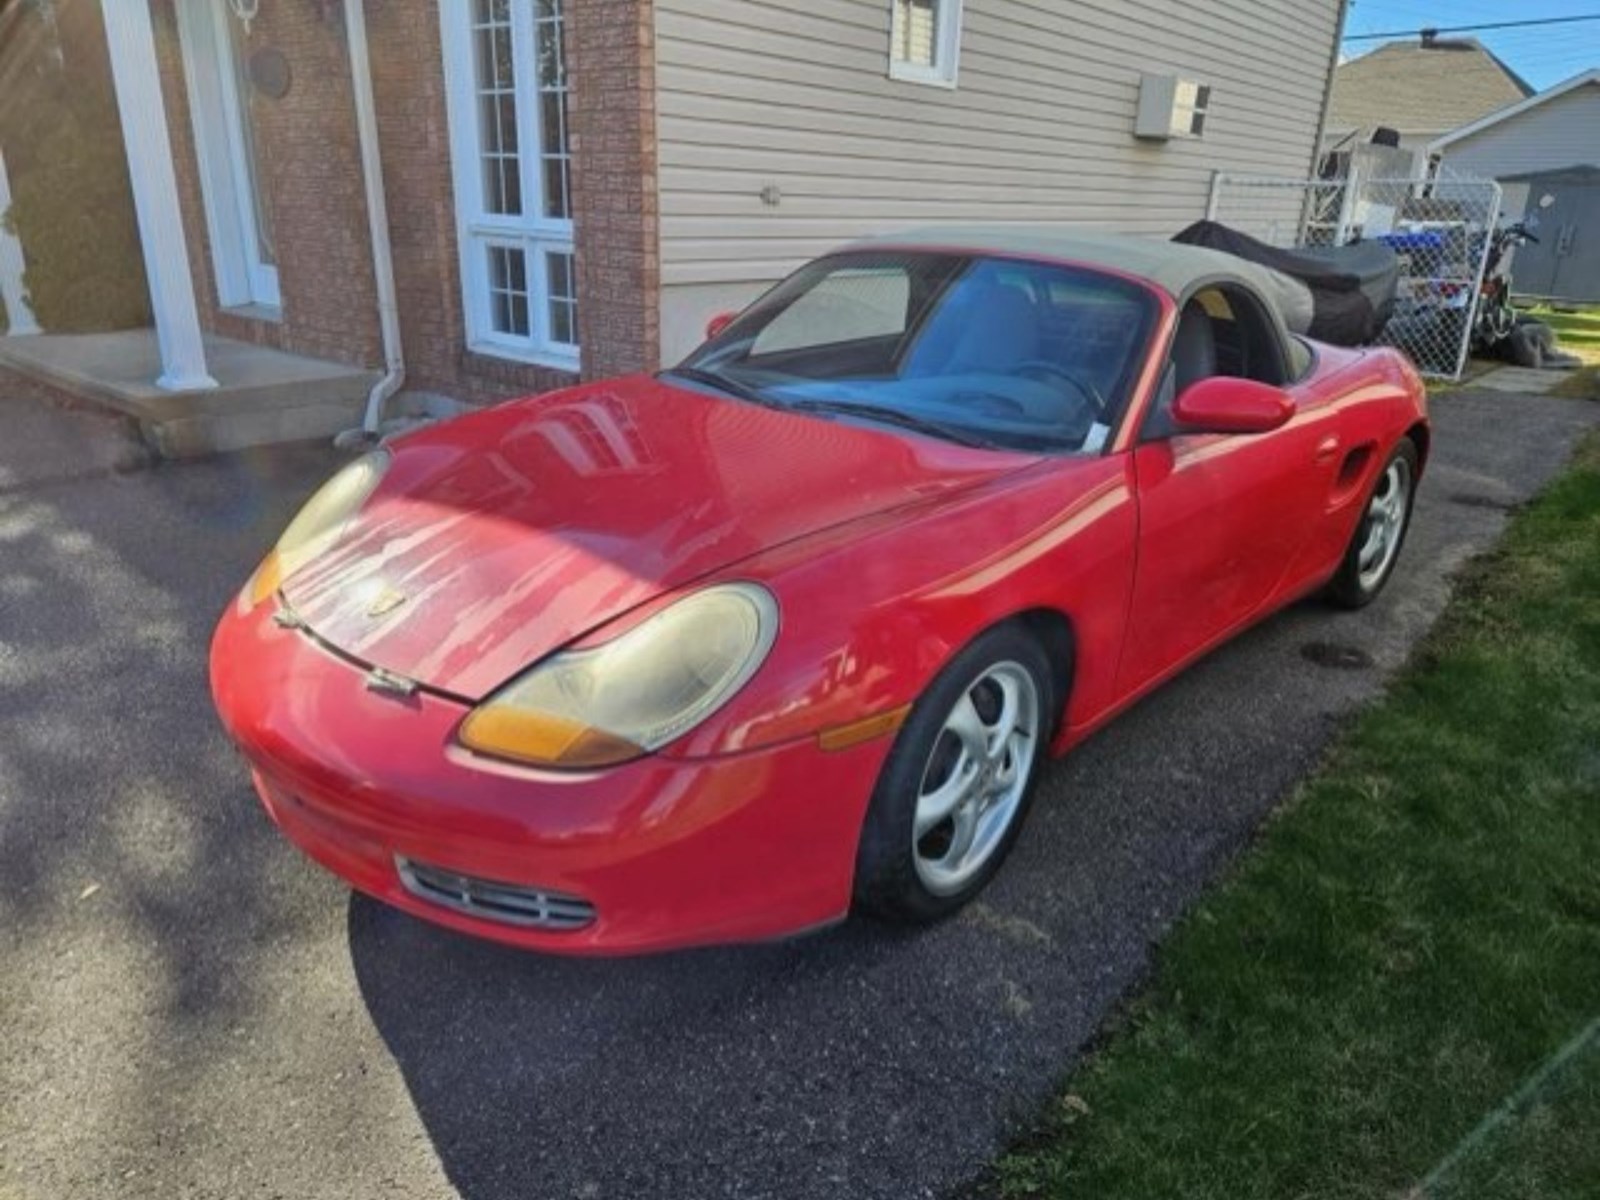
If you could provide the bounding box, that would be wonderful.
[1135,73,1210,140]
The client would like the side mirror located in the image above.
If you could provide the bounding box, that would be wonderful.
[704,310,738,340]
[1171,377,1295,435]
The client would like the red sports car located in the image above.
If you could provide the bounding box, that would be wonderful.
[212,230,1428,955]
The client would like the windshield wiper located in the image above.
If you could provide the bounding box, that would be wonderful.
[785,399,1001,450]
[660,366,781,409]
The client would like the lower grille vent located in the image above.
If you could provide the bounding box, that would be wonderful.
[396,857,595,931]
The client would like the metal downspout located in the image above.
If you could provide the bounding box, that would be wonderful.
[340,0,404,445]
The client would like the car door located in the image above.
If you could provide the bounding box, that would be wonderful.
[1115,289,1342,697]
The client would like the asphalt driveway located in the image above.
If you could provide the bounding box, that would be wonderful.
[2,383,1595,1200]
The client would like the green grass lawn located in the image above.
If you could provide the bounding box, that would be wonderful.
[1530,306,1600,358]
[982,434,1600,1200]
[1429,1027,1600,1200]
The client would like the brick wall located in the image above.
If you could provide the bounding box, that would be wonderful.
[149,0,660,407]
[367,0,661,401]
[364,1,577,405]
[567,0,661,381]
[151,0,381,368]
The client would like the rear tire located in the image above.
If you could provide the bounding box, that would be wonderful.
[853,625,1057,924]
[1326,440,1418,609]
[1509,322,1545,368]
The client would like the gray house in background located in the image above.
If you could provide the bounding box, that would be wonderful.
[1322,34,1531,178]
[1429,69,1600,185]
[1430,70,1600,304]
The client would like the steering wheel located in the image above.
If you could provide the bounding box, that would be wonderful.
[1012,360,1109,419]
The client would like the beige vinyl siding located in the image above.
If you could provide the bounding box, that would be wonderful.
[654,0,1341,356]
[1437,84,1600,180]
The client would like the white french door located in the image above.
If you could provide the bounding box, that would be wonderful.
[440,0,578,369]
[177,0,280,311]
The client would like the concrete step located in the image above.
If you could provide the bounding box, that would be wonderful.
[0,330,378,458]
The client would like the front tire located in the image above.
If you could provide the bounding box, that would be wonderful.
[854,625,1056,924]
[1326,440,1418,609]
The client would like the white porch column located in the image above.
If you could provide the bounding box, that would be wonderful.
[0,147,41,336]
[99,0,216,391]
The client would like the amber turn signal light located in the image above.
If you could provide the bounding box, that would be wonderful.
[458,706,645,770]
[246,549,284,609]
[817,704,911,752]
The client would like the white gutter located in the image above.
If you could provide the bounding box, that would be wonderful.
[341,0,403,443]
[0,146,42,335]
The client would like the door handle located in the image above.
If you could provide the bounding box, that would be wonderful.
[1315,436,1341,463]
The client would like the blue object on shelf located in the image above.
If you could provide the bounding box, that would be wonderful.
[1376,231,1447,250]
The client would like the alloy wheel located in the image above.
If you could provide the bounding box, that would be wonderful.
[1357,456,1412,591]
[912,661,1040,895]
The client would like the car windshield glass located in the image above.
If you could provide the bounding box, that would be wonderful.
[670,251,1159,454]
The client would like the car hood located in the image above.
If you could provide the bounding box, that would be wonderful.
[281,375,1039,698]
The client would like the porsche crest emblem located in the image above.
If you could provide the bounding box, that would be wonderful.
[365,588,408,619]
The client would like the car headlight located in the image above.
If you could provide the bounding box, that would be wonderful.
[245,450,390,607]
[458,583,780,769]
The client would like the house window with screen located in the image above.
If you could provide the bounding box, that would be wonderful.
[441,0,577,369]
[889,0,962,86]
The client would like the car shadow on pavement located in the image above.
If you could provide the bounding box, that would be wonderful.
[347,893,940,1198]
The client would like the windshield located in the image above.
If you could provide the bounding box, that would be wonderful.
[670,251,1159,454]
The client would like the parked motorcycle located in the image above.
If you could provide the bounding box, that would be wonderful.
[1474,221,1582,369]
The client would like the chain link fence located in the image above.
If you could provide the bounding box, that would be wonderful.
[1206,169,1503,379]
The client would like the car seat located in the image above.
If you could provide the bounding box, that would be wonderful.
[906,282,1040,377]
[1171,301,1217,393]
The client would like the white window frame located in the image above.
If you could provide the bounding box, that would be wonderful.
[175,0,281,312]
[439,0,579,371]
[887,0,963,89]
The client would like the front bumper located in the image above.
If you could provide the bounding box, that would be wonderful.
[210,598,890,955]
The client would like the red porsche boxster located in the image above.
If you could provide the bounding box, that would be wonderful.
[212,229,1428,955]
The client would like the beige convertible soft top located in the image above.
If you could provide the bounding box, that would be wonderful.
[843,226,1289,304]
